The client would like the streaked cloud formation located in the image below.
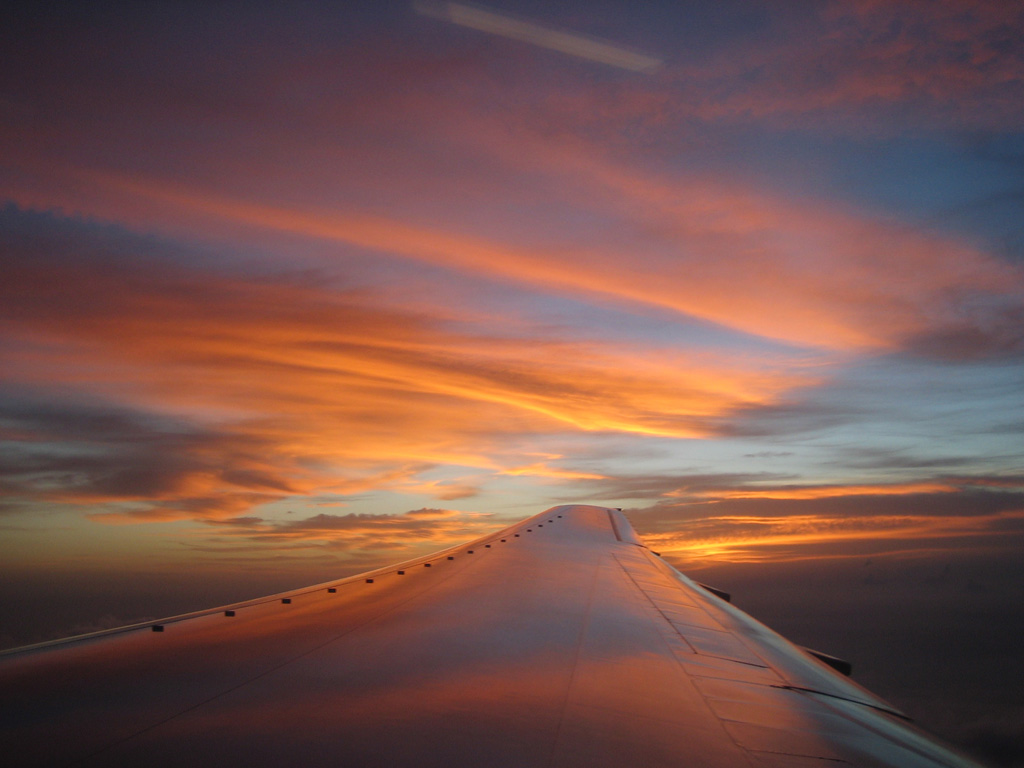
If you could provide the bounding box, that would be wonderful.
[0,0,1022,643]
[630,481,1024,564]
[2,205,818,528]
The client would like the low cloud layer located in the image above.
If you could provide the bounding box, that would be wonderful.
[627,483,1024,566]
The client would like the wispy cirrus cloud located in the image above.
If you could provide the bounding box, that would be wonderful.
[0,206,816,522]
[627,478,1024,565]
[30,153,1019,360]
[667,480,962,501]
[4,4,1022,361]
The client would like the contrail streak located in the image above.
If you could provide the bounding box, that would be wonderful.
[415,1,662,73]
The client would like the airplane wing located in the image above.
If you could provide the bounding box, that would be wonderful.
[0,504,984,767]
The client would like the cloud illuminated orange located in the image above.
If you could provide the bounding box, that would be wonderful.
[500,463,607,481]
[640,508,1024,565]
[629,476,1024,566]
[1,209,816,522]
[42,161,1015,362]
[1,0,1022,573]
[4,12,1022,364]
[676,481,961,501]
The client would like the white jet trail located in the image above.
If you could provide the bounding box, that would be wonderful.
[415,1,662,73]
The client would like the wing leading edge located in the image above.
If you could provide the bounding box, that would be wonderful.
[0,504,984,767]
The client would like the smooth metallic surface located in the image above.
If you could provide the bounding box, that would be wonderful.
[0,505,983,767]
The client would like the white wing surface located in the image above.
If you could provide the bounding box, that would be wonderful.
[0,505,984,767]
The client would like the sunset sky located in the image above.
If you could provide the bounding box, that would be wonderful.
[2,1,1023,761]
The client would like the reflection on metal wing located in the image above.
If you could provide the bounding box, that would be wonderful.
[0,505,984,766]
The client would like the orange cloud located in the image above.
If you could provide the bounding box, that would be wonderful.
[4,20,1021,361]
[3,1,1022,541]
[398,481,483,501]
[427,118,1024,353]
[630,478,1024,566]
[1,210,815,522]
[62,143,1021,359]
[644,508,1024,565]
[683,481,961,501]
[501,463,607,481]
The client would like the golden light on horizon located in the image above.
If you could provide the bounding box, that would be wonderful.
[645,509,1024,565]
